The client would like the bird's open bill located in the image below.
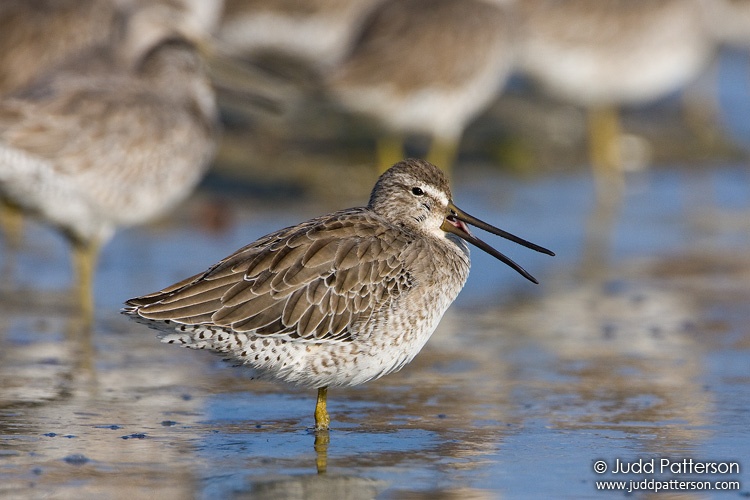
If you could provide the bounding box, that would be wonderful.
[440,202,555,284]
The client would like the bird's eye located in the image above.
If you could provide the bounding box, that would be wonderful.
[411,187,424,196]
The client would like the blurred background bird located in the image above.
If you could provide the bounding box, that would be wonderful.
[0,0,222,318]
[0,0,121,96]
[0,0,123,255]
[218,0,380,73]
[327,0,517,174]
[701,0,750,150]
[704,0,750,50]
[515,0,715,199]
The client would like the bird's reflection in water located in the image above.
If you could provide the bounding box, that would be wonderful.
[579,191,623,283]
[314,430,330,474]
[239,470,384,500]
[0,289,96,403]
[63,312,97,399]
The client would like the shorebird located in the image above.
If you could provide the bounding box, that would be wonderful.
[0,0,121,96]
[701,1,750,149]
[516,0,714,197]
[327,0,516,173]
[0,2,219,317]
[0,0,122,253]
[704,0,750,49]
[123,159,554,431]
[218,0,380,71]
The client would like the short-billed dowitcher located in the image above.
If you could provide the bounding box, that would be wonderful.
[0,3,219,316]
[328,0,516,172]
[0,0,121,254]
[218,0,380,71]
[123,159,554,430]
[517,0,713,196]
[704,0,750,49]
[0,0,119,96]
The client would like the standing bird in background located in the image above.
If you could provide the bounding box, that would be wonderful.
[702,0,750,148]
[516,0,714,198]
[704,0,750,49]
[123,159,554,431]
[0,0,122,253]
[328,0,516,173]
[0,2,220,318]
[218,0,380,72]
[0,0,121,96]
[210,0,380,122]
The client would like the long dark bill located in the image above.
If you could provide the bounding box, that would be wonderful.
[440,202,555,284]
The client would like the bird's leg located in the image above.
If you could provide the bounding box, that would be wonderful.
[71,238,100,322]
[0,201,24,282]
[376,135,404,173]
[425,136,459,178]
[314,387,330,431]
[0,200,24,250]
[588,105,624,201]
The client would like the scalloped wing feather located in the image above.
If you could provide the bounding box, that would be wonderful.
[127,209,418,343]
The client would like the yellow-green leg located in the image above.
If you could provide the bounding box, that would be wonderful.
[71,238,100,322]
[425,136,459,178]
[376,135,404,173]
[1,200,24,250]
[0,200,24,281]
[314,387,330,431]
[588,105,624,201]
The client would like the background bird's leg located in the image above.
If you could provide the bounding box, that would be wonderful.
[376,135,404,173]
[588,105,624,201]
[1,200,24,250]
[71,238,100,322]
[425,136,459,177]
[0,200,24,281]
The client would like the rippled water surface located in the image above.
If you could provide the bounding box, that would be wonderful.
[1,164,749,499]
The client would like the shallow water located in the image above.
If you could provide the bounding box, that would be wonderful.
[1,164,749,499]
